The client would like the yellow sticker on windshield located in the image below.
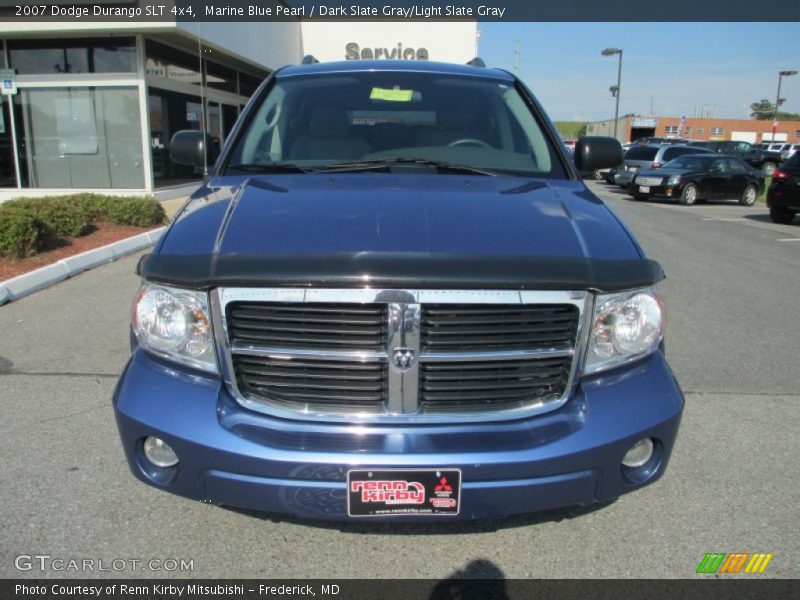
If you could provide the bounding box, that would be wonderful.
[370,87,414,102]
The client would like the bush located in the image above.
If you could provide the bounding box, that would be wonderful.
[0,210,49,258]
[104,198,166,227]
[0,194,166,259]
[6,197,92,237]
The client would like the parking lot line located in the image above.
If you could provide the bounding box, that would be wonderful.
[776,238,800,242]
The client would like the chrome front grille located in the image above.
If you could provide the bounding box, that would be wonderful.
[213,289,589,423]
[636,176,663,186]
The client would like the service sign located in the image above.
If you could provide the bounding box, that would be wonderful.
[347,469,461,517]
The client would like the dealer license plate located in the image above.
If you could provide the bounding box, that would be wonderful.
[639,186,650,193]
[347,468,461,517]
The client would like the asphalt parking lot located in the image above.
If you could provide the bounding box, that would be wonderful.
[0,181,798,580]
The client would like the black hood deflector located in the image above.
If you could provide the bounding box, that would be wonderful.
[137,252,664,293]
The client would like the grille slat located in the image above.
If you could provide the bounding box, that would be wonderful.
[421,304,579,351]
[419,357,571,409]
[227,302,387,350]
[234,355,387,407]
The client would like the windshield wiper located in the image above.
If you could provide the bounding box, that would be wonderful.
[319,158,499,177]
[227,162,316,173]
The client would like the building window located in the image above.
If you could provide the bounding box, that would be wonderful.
[146,40,203,87]
[696,128,704,135]
[14,87,144,189]
[8,38,136,74]
[710,127,724,136]
[664,125,679,134]
[796,130,800,137]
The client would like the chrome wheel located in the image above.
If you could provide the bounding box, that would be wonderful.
[740,185,757,206]
[680,183,697,205]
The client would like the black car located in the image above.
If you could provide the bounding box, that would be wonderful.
[630,154,763,205]
[767,152,800,224]
[690,140,783,176]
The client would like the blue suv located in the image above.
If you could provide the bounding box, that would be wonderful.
[114,60,684,521]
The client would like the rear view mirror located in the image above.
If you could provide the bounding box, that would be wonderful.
[574,136,623,171]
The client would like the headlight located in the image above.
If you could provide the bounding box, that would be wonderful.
[584,287,664,375]
[667,175,681,186]
[132,283,217,373]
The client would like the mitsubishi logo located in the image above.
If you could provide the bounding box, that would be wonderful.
[392,348,415,371]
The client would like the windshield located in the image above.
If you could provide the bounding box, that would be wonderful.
[225,71,566,178]
[661,155,716,170]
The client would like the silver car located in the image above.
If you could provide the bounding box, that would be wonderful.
[614,144,715,188]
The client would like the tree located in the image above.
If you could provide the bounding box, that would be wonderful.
[750,98,800,121]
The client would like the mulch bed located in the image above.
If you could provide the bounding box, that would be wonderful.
[0,221,157,281]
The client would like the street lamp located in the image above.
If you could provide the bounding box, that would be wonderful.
[602,48,623,141]
[773,70,798,141]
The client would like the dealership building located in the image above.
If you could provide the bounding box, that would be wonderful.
[587,115,800,144]
[0,18,477,201]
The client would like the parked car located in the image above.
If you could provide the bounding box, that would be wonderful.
[614,144,714,189]
[689,140,783,176]
[116,58,683,522]
[632,137,687,146]
[767,151,800,223]
[630,154,763,206]
[779,143,800,162]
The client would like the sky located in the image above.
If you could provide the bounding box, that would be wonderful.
[477,23,800,122]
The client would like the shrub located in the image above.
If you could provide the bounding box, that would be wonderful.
[0,194,166,260]
[0,210,49,259]
[6,197,92,238]
[104,197,166,227]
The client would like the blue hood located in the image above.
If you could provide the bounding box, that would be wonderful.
[142,174,658,291]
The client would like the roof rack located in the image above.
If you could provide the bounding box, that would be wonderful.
[466,57,486,67]
[301,55,319,65]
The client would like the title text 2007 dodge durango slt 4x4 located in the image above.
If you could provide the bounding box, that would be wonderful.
[114,60,683,521]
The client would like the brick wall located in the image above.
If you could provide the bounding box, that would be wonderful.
[634,117,800,143]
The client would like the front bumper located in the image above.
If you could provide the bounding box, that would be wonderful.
[630,182,682,199]
[113,349,684,521]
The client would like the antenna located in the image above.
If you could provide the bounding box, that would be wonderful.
[514,40,520,76]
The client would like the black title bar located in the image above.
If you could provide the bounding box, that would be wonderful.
[1,0,799,22]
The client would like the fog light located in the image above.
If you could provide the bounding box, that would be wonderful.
[143,436,179,468]
[622,438,654,468]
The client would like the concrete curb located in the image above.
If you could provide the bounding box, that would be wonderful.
[0,226,166,306]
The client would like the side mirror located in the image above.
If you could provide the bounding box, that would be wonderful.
[574,136,623,171]
[169,130,215,168]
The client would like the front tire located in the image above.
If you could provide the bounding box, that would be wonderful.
[769,207,796,224]
[679,183,698,205]
[740,184,758,206]
[762,162,777,176]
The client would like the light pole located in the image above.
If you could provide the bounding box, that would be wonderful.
[773,70,797,141]
[602,48,623,141]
